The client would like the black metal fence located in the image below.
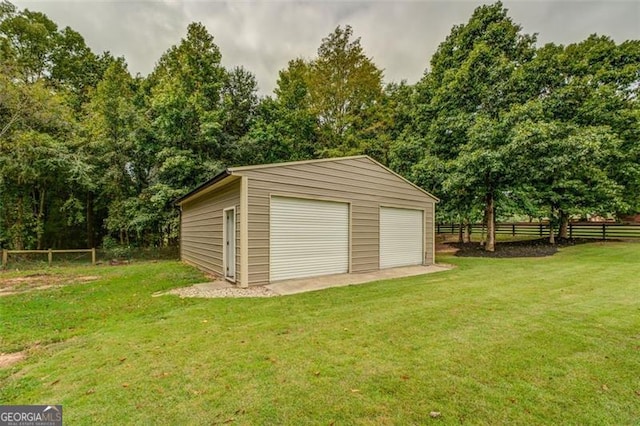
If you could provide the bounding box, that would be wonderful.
[436,222,640,240]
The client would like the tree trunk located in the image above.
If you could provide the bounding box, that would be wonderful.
[36,189,45,250]
[465,222,472,243]
[559,211,569,239]
[16,196,24,250]
[549,222,556,244]
[86,193,94,248]
[485,193,496,252]
[458,220,464,243]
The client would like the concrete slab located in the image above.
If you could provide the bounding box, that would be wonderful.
[265,264,452,295]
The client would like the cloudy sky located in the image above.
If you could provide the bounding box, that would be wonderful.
[14,0,640,95]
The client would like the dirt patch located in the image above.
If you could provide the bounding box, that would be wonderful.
[0,274,99,296]
[0,351,26,368]
[436,243,460,254]
[446,238,594,258]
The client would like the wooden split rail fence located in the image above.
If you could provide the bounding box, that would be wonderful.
[1,248,96,269]
[436,222,640,240]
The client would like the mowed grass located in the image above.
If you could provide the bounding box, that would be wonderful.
[1,243,639,425]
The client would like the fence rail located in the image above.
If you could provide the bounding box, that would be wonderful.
[436,222,640,240]
[2,248,96,269]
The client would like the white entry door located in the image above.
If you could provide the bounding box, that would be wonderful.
[379,207,424,269]
[270,196,349,281]
[224,207,236,281]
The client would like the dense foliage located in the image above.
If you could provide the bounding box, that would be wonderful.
[1,1,638,251]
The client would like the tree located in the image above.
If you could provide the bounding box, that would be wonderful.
[242,26,387,163]
[306,25,385,156]
[129,22,240,245]
[561,36,640,220]
[50,26,106,110]
[149,22,225,160]
[236,59,317,165]
[511,35,640,237]
[413,2,537,251]
[1,2,94,249]
[0,3,58,83]
[0,73,90,249]
[508,115,624,242]
[220,66,259,164]
[84,59,139,244]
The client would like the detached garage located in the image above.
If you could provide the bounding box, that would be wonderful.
[176,155,438,287]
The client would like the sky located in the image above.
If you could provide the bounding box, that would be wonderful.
[14,0,640,95]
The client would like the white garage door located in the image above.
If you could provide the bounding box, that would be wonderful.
[380,207,424,269]
[270,196,349,281]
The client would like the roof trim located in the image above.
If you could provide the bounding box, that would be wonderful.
[175,154,439,206]
[174,170,231,205]
[228,155,369,172]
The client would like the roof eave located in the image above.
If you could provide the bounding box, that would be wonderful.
[174,169,232,206]
[228,155,369,173]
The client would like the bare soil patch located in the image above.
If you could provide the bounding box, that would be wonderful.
[0,351,26,368]
[0,274,99,296]
[447,238,594,258]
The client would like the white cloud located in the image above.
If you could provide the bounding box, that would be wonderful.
[14,0,640,94]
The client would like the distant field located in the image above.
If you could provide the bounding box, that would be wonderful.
[1,242,639,424]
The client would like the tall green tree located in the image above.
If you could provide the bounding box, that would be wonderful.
[84,59,139,244]
[149,22,225,160]
[414,2,537,250]
[243,26,387,163]
[136,22,259,245]
[508,115,624,242]
[0,72,90,249]
[220,65,259,164]
[514,36,640,236]
[307,25,384,156]
[1,1,95,249]
[237,59,317,165]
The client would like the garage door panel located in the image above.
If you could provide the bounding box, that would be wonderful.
[270,197,349,281]
[380,207,423,269]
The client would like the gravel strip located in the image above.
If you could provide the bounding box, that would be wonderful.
[166,285,277,298]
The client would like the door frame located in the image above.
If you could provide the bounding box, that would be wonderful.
[223,206,236,282]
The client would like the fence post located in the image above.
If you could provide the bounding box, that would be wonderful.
[569,223,573,239]
[91,248,96,265]
[512,224,516,236]
[48,249,52,266]
[602,224,606,240]
[539,224,543,237]
[2,249,7,269]
[437,224,440,234]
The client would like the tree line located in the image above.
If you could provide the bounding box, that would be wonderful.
[1,1,638,252]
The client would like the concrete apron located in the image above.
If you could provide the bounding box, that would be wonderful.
[265,264,452,296]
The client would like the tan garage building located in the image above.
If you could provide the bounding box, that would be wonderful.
[175,155,438,287]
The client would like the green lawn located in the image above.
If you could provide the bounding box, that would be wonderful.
[1,242,639,424]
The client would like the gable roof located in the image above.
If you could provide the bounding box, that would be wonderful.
[175,155,439,205]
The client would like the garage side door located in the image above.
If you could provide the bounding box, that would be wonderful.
[270,196,349,281]
[380,207,424,269]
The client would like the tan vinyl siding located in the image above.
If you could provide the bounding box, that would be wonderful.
[238,157,435,285]
[180,179,241,280]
